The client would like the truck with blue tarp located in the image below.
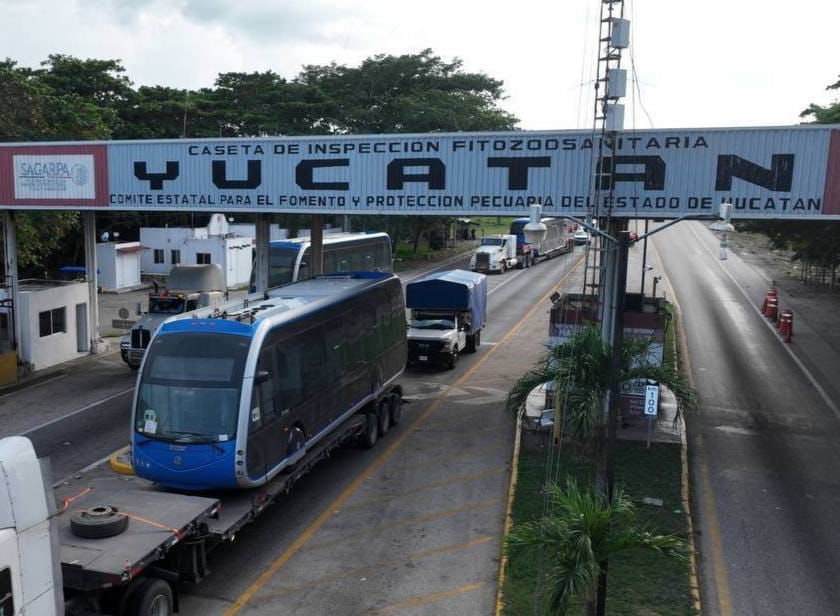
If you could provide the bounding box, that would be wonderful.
[405,269,488,369]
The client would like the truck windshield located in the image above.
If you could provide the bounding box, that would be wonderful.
[149,297,186,314]
[413,312,456,330]
[135,332,251,442]
[269,247,301,287]
[480,238,503,246]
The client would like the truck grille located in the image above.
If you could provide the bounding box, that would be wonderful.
[131,328,151,349]
[475,253,490,269]
[409,340,444,354]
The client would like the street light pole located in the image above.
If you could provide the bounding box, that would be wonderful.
[595,229,631,615]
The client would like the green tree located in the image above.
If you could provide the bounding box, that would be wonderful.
[800,75,840,124]
[298,48,518,134]
[506,478,685,616]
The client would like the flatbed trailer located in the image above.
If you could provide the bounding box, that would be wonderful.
[54,408,381,616]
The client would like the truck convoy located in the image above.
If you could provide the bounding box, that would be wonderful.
[120,264,226,370]
[508,216,574,266]
[469,218,573,274]
[406,270,488,369]
[1,273,406,616]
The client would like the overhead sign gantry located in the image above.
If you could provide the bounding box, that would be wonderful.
[1,125,839,219]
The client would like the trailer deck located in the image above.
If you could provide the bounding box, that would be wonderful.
[53,413,368,592]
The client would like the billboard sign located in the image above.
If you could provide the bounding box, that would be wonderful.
[0,126,839,218]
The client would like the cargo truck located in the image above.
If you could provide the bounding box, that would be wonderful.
[406,269,487,369]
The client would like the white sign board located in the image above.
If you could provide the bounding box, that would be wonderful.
[644,384,660,417]
[1,125,839,218]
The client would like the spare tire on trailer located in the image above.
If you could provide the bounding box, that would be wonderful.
[70,505,129,539]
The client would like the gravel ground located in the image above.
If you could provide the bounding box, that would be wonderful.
[725,227,840,354]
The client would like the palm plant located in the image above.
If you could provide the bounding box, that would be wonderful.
[506,325,696,446]
[506,478,685,616]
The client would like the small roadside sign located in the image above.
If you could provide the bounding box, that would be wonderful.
[644,384,659,417]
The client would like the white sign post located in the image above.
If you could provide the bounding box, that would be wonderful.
[644,382,660,449]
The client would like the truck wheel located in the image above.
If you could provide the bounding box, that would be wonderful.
[500,261,506,274]
[129,364,139,372]
[377,399,391,436]
[389,394,403,426]
[448,348,459,369]
[71,505,129,539]
[360,411,379,449]
[129,578,173,616]
[474,329,481,348]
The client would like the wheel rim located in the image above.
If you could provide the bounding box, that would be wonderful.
[149,594,169,616]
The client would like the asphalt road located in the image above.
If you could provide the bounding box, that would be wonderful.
[653,222,840,616]
[7,249,584,614]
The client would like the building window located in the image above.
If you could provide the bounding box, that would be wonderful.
[154,249,164,264]
[196,253,211,265]
[171,249,181,265]
[39,307,66,337]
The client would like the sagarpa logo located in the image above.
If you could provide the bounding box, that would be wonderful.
[13,154,95,199]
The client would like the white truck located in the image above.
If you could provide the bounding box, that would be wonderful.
[0,437,63,616]
[469,234,518,274]
[121,264,226,370]
[406,270,488,369]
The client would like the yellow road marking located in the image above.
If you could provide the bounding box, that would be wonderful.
[251,536,493,603]
[224,258,584,615]
[301,498,502,554]
[338,466,508,513]
[651,234,732,615]
[377,581,488,615]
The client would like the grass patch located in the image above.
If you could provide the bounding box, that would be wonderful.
[474,216,518,236]
[502,436,696,615]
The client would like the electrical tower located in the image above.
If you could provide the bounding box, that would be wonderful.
[581,0,630,333]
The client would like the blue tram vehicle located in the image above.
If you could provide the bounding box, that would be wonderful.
[130,272,406,491]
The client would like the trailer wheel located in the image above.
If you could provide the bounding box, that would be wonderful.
[465,334,476,353]
[71,505,129,539]
[360,411,379,449]
[129,578,173,616]
[377,399,391,436]
[389,394,403,426]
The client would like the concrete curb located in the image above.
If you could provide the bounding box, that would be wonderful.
[109,445,134,475]
[494,410,523,616]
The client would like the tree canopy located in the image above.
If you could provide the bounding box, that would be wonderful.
[0,50,518,274]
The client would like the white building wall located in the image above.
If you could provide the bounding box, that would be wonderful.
[140,228,193,274]
[96,243,117,289]
[229,223,289,241]
[96,242,142,289]
[223,237,254,289]
[18,282,89,371]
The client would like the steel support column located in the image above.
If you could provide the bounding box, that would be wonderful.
[255,214,270,294]
[2,211,19,351]
[82,212,101,353]
[310,215,324,276]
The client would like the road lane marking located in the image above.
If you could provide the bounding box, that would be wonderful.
[494,404,523,615]
[250,537,493,603]
[686,223,840,420]
[301,498,502,554]
[19,386,135,437]
[223,258,584,615]
[339,467,508,513]
[487,268,527,295]
[652,232,732,616]
[377,581,488,614]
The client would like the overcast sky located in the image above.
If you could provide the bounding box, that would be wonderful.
[2,0,839,131]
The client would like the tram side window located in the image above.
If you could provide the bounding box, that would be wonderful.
[274,336,303,408]
[300,327,325,399]
[0,567,13,616]
[323,317,344,382]
[252,345,276,426]
[343,307,363,368]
